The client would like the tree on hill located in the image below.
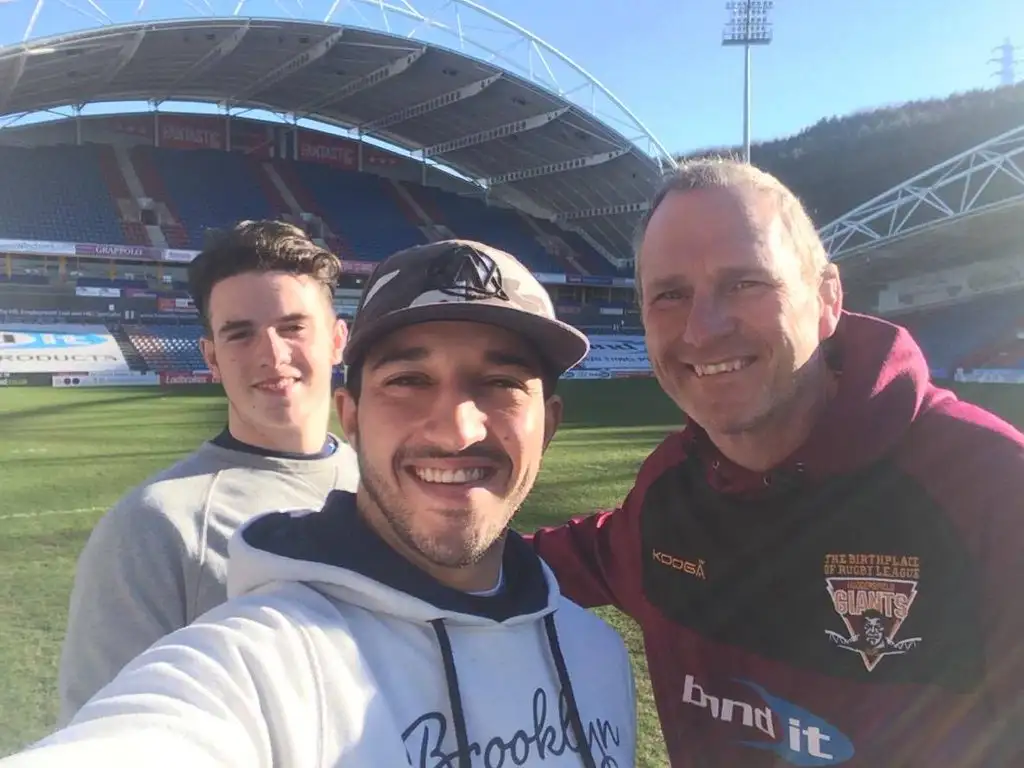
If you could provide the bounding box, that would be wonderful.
[672,82,1024,226]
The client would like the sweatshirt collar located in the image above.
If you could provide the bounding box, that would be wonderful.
[238,490,553,623]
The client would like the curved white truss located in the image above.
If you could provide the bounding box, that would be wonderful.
[0,0,676,169]
[820,124,1024,261]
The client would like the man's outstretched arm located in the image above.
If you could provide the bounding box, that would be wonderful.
[11,592,332,768]
[527,431,688,616]
[528,506,638,610]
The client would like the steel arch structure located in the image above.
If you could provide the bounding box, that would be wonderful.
[819,124,1024,262]
[0,0,676,168]
[0,0,676,262]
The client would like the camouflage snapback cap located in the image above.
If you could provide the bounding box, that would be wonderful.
[343,240,590,376]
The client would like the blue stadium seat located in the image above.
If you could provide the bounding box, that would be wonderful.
[145,148,276,247]
[0,141,607,279]
[560,230,621,276]
[899,290,1024,376]
[125,324,206,371]
[291,163,425,261]
[414,187,563,273]
[531,218,618,276]
[0,145,123,244]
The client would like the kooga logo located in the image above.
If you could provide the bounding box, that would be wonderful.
[682,675,854,766]
[0,331,107,350]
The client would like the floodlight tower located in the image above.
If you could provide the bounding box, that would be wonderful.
[722,0,774,164]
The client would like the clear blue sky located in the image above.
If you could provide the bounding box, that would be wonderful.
[482,0,1022,155]
[0,0,1019,156]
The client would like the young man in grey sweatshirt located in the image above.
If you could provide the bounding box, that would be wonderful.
[56,220,359,725]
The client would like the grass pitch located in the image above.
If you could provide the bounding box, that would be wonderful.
[3,378,1023,764]
[0,378,681,764]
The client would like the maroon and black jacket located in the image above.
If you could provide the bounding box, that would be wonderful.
[529,312,1024,767]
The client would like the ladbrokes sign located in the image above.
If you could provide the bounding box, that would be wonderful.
[160,371,214,385]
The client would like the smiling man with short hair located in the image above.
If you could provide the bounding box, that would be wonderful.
[529,159,1024,767]
[56,220,359,725]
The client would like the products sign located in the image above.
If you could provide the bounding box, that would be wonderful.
[0,324,130,374]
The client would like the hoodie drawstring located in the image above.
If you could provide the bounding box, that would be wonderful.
[543,613,599,768]
[429,619,472,768]
[429,615,599,768]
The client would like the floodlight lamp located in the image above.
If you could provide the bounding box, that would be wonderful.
[722,0,774,46]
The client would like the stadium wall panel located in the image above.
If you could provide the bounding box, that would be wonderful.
[0,371,53,386]
[52,372,159,388]
[0,323,130,376]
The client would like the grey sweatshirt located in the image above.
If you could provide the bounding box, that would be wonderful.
[56,436,359,726]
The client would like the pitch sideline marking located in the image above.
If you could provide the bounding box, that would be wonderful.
[0,506,106,521]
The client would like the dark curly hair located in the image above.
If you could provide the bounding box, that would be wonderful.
[187,220,341,333]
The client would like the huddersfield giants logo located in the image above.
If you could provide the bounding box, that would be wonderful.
[823,554,923,671]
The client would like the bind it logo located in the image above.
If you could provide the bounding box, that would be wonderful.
[682,675,854,766]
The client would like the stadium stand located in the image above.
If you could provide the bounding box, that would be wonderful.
[289,163,427,261]
[72,289,1023,383]
[95,144,150,246]
[0,81,1021,376]
[408,185,564,273]
[898,289,1024,378]
[959,336,1024,372]
[0,137,612,273]
[108,324,149,372]
[532,218,618,276]
[0,145,123,244]
[143,148,277,248]
[0,13,666,280]
[129,145,191,248]
[123,324,206,372]
[8,87,1021,278]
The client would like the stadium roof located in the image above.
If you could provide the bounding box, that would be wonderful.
[0,1,679,263]
[819,123,1024,286]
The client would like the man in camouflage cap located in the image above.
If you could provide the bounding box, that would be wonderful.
[342,238,589,378]
[337,238,591,589]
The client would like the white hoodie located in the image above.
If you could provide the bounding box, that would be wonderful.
[4,491,636,768]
